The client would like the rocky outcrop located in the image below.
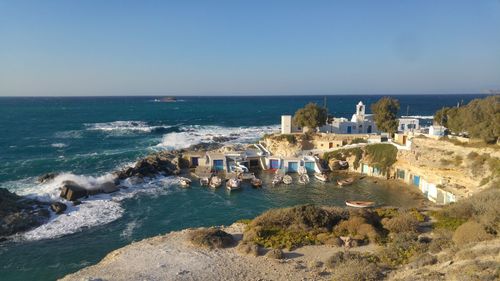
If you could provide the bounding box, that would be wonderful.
[50,202,67,214]
[0,188,50,239]
[115,151,183,179]
[59,181,88,201]
[37,172,58,183]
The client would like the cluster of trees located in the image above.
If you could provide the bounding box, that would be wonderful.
[434,95,499,143]
[293,102,327,130]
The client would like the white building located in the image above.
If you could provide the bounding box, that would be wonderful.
[429,125,446,136]
[280,115,301,134]
[398,118,420,133]
[319,101,378,134]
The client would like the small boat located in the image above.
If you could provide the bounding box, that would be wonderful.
[314,173,328,182]
[200,177,210,186]
[337,177,355,187]
[339,161,349,169]
[179,177,191,187]
[209,176,222,188]
[298,174,310,184]
[240,172,256,181]
[160,96,176,102]
[345,200,375,208]
[297,166,307,175]
[272,174,283,186]
[251,177,263,188]
[226,178,241,191]
[283,175,293,185]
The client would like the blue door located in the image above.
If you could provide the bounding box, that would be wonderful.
[288,162,298,172]
[213,160,224,171]
[413,175,420,187]
[191,157,199,167]
[347,126,352,133]
[304,162,315,173]
[270,159,280,169]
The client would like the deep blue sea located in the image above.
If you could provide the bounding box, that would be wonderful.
[0,95,485,280]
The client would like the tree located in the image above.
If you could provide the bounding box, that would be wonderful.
[433,95,499,143]
[371,97,400,135]
[293,103,327,131]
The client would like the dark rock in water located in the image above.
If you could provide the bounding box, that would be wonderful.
[73,200,82,206]
[50,202,67,214]
[115,151,181,179]
[212,136,237,143]
[187,142,223,152]
[37,172,58,183]
[101,181,119,193]
[0,188,50,238]
[59,181,88,201]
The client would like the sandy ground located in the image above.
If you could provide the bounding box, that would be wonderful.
[60,223,379,281]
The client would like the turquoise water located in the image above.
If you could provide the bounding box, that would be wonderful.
[0,95,485,280]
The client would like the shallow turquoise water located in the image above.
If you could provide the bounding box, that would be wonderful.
[0,95,484,280]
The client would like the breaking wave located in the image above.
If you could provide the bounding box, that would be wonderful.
[156,124,280,150]
[7,173,181,241]
[84,121,174,135]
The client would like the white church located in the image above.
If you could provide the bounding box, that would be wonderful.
[319,101,378,134]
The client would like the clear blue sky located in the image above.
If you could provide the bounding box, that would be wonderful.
[1,0,499,96]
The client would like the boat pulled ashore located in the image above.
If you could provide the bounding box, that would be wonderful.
[179,177,192,187]
[298,173,310,184]
[297,166,307,175]
[314,173,328,182]
[209,176,222,188]
[337,177,355,187]
[226,178,241,191]
[283,175,293,185]
[345,200,375,208]
[200,177,210,186]
[251,177,263,188]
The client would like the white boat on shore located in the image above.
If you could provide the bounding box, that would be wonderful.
[337,177,355,187]
[345,200,375,208]
[179,177,192,187]
[251,177,263,188]
[272,174,283,186]
[209,176,222,188]
[200,177,210,186]
[226,178,241,190]
[283,175,293,185]
[298,174,309,184]
[314,173,328,182]
[297,166,307,175]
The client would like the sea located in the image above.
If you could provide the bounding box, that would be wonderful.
[0,94,485,280]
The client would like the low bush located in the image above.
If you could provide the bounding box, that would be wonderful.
[334,216,380,243]
[382,211,420,233]
[350,138,368,144]
[236,241,260,256]
[326,251,382,281]
[452,220,494,246]
[265,248,284,259]
[189,228,235,249]
[447,260,500,281]
[378,232,428,266]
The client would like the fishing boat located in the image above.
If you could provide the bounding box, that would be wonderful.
[345,200,375,208]
[240,172,255,180]
[226,178,241,191]
[337,177,355,187]
[272,174,283,186]
[314,173,328,182]
[297,166,307,175]
[283,175,293,185]
[199,177,210,186]
[298,174,310,184]
[209,176,222,188]
[251,177,263,188]
[179,177,191,187]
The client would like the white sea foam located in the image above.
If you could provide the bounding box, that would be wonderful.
[85,121,170,134]
[51,143,68,148]
[156,125,280,150]
[401,115,434,119]
[6,173,180,241]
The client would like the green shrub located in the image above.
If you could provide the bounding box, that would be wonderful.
[334,216,380,243]
[350,138,368,144]
[431,210,468,231]
[378,232,428,266]
[189,228,235,249]
[251,227,318,250]
[364,143,398,173]
[273,134,297,144]
[452,221,494,246]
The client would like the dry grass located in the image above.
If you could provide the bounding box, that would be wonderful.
[382,211,420,233]
[236,241,260,256]
[264,248,284,259]
[188,228,235,249]
[326,251,382,281]
[452,220,494,246]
